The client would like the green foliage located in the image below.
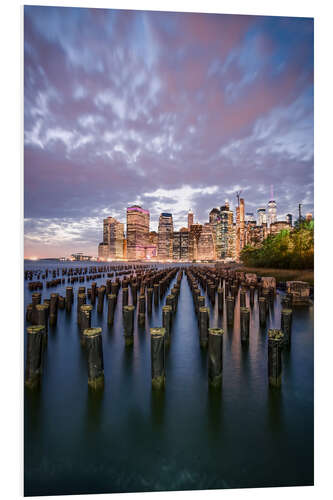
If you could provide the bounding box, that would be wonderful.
[241,222,314,269]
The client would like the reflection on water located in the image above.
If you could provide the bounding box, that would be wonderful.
[24,261,314,496]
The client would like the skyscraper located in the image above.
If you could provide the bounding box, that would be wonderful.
[235,198,245,261]
[98,216,124,260]
[267,200,277,226]
[188,209,194,230]
[257,208,267,226]
[220,202,234,259]
[209,208,221,259]
[103,217,124,259]
[158,212,173,260]
[189,223,202,260]
[197,223,216,261]
[173,228,189,261]
[126,206,150,260]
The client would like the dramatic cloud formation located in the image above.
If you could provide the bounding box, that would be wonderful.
[24,6,313,257]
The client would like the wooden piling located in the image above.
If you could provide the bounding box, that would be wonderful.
[150,327,166,389]
[268,329,284,387]
[25,325,44,389]
[208,328,224,387]
[240,307,250,343]
[123,305,135,345]
[83,327,104,389]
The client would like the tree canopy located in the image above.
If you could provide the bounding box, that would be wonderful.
[240,220,314,269]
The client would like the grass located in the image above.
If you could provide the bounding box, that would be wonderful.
[235,266,314,285]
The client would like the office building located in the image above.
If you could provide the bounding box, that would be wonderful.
[158,212,173,260]
[126,206,150,260]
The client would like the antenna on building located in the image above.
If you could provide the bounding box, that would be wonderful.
[270,184,274,200]
[236,190,242,206]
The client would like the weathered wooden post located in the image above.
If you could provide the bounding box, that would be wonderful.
[199,306,210,347]
[268,329,284,387]
[259,297,267,327]
[123,305,135,345]
[122,287,129,308]
[208,328,224,387]
[162,305,172,345]
[107,293,117,326]
[25,325,44,389]
[35,304,48,334]
[217,287,223,314]
[111,282,118,297]
[83,327,104,389]
[166,294,175,315]
[49,293,58,327]
[77,293,86,325]
[138,294,146,327]
[226,296,234,326]
[153,283,159,306]
[97,286,105,314]
[131,283,137,307]
[65,286,73,312]
[150,327,166,389]
[249,286,255,307]
[240,289,246,308]
[281,309,293,347]
[80,304,93,332]
[91,282,97,305]
[58,296,65,310]
[31,292,41,324]
[147,288,153,315]
[240,307,250,344]
[197,296,205,322]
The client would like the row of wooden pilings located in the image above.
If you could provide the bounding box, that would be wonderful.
[25,266,182,390]
[26,263,159,290]
[185,265,293,388]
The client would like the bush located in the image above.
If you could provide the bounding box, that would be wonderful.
[240,221,314,269]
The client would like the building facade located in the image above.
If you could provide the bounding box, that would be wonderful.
[220,202,234,259]
[126,206,150,260]
[188,209,194,230]
[158,212,174,260]
[197,223,216,261]
[103,217,124,259]
[267,200,277,227]
[270,221,291,236]
[257,208,267,225]
[173,228,189,261]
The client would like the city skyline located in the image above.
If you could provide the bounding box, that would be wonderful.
[24,7,313,258]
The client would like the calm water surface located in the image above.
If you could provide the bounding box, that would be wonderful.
[24,261,314,496]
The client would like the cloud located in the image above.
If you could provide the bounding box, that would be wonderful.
[24,6,313,256]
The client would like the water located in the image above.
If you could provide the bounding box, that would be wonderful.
[24,261,314,496]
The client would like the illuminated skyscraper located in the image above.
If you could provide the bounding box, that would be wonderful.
[98,216,124,260]
[257,208,267,226]
[103,217,124,259]
[188,209,194,230]
[126,206,150,260]
[235,198,245,261]
[189,223,203,260]
[173,228,189,261]
[158,212,173,260]
[197,223,216,261]
[267,200,277,226]
[220,202,234,259]
[209,208,221,259]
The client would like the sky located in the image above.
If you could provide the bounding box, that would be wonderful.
[24,6,314,258]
